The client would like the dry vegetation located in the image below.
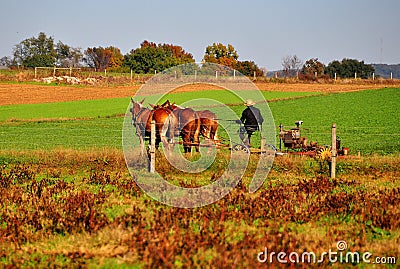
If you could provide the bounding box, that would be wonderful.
[0,149,399,268]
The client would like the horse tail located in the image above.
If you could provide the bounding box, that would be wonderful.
[166,110,177,142]
[211,112,219,141]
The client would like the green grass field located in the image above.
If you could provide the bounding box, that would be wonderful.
[0,88,398,154]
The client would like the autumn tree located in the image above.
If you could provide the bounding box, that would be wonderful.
[203,43,263,77]
[84,47,111,71]
[203,43,239,69]
[301,58,325,77]
[107,46,124,69]
[83,46,123,71]
[13,32,57,67]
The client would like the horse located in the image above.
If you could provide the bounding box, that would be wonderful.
[130,98,176,153]
[152,106,176,152]
[130,98,153,153]
[197,110,219,143]
[161,101,201,154]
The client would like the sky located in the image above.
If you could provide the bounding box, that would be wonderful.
[1,0,399,70]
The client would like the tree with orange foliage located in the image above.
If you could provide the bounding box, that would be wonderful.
[203,43,238,69]
[84,46,124,71]
[203,43,263,77]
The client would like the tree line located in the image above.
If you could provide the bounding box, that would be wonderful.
[0,32,375,79]
[282,56,375,79]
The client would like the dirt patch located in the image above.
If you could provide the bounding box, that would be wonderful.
[0,83,139,106]
[0,82,396,106]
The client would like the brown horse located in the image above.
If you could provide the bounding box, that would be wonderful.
[197,110,219,143]
[130,98,176,153]
[161,101,201,154]
[152,106,176,152]
[130,98,152,153]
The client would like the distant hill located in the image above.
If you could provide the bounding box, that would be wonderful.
[371,64,400,79]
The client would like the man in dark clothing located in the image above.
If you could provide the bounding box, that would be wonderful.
[238,99,264,147]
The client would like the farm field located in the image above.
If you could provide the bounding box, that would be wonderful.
[0,82,399,268]
[0,87,399,154]
[0,81,397,106]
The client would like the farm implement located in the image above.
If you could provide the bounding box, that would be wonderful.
[277,120,348,161]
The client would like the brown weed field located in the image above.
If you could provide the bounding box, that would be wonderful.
[0,150,399,268]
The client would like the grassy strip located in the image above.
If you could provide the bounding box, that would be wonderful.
[0,88,398,154]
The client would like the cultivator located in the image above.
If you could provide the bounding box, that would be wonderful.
[278,120,347,160]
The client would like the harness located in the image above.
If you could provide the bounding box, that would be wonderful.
[132,107,149,138]
[132,107,147,126]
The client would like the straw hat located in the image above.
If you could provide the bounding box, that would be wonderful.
[244,99,255,106]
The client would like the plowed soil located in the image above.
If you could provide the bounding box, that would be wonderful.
[0,82,396,106]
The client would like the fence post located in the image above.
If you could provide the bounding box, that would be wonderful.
[130,69,133,82]
[331,123,337,179]
[194,70,197,80]
[34,67,37,79]
[149,120,156,173]
[279,123,283,151]
[53,66,56,77]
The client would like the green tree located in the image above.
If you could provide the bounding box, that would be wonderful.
[56,41,83,67]
[235,60,263,77]
[326,58,374,79]
[13,32,57,67]
[124,41,194,74]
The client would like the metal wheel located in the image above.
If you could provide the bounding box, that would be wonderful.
[315,146,332,161]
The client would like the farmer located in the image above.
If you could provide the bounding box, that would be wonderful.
[237,99,264,147]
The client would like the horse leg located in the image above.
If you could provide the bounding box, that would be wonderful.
[136,126,146,155]
[193,118,200,153]
[182,132,191,154]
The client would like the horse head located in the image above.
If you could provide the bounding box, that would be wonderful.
[130,98,146,125]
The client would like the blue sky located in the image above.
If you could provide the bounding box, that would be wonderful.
[1,0,399,70]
